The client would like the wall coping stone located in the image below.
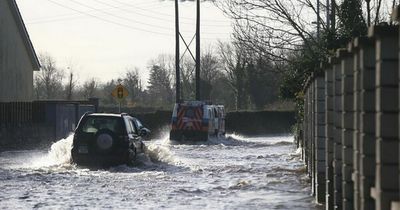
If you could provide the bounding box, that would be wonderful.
[336,48,352,59]
[354,37,375,49]
[391,5,400,21]
[348,37,374,53]
[368,25,399,38]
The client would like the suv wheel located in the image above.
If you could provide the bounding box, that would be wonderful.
[95,129,115,153]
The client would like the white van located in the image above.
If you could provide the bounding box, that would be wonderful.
[170,101,225,141]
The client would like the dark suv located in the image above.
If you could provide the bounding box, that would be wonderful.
[71,113,150,167]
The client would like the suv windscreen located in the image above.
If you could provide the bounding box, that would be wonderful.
[124,117,138,135]
[78,116,125,134]
[134,118,143,129]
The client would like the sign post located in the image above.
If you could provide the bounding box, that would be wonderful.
[111,84,128,113]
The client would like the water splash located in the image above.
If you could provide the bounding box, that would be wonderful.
[165,133,249,147]
[270,141,294,146]
[225,133,247,141]
[29,134,74,169]
[47,134,73,165]
[144,141,179,165]
[0,135,75,170]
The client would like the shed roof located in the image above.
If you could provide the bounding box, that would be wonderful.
[7,0,40,70]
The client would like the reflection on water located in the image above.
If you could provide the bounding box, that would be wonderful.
[0,133,321,209]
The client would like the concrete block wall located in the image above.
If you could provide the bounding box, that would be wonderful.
[298,22,400,210]
[304,82,311,172]
[369,26,399,210]
[358,37,376,210]
[340,50,355,210]
[349,39,362,210]
[305,84,309,162]
[325,63,335,209]
[333,53,344,209]
[315,76,326,203]
[311,80,316,195]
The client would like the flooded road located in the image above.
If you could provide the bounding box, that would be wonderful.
[0,134,321,209]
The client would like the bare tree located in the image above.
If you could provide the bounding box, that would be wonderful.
[217,41,249,110]
[180,56,196,100]
[363,0,392,25]
[200,46,223,100]
[201,46,222,84]
[34,54,64,99]
[215,0,320,64]
[216,0,393,65]
[178,48,223,101]
[81,78,97,99]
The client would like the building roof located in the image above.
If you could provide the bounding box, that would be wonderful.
[7,0,40,70]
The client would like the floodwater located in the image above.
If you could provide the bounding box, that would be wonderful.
[0,133,322,209]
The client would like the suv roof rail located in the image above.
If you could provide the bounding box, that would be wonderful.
[83,111,93,116]
[121,112,129,116]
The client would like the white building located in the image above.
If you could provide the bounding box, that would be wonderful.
[0,0,40,102]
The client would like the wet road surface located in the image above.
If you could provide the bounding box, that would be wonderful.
[0,133,322,209]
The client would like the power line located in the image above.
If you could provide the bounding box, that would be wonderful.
[45,0,173,36]
[38,0,231,40]
[28,5,135,22]
[28,0,165,22]
[69,0,174,31]
[27,15,89,24]
[33,0,230,35]
[85,0,230,34]
[94,0,231,27]
[112,0,231,23]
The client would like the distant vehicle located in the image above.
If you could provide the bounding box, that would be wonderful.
[169,101,225,141]
[71,113,150,167]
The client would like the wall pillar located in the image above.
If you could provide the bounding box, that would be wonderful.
[392,7,400,210]
[340,49,355,210]
[325,62,335,210]
[349,37,365,210]
[369,25,400,210]
[315,75,326,203]
[311,78,316,195]
[303,86,309,162]
[333,51,344,209]
[357,36,377,210]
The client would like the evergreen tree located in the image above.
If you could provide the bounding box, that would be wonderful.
[338,0,368,45]
[123,68,143,105]
[147,64,173,107]
[248,57,280,109]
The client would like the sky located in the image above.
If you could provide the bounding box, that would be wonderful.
[16,0,233,84]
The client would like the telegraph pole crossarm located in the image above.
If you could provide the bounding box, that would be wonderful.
[175,0,201,102]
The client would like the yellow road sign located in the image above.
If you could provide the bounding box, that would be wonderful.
[112,84,129,100]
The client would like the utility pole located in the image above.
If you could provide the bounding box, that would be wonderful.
[195,0,201,101]
[326,0,330,30]
[175,0,201,102]
[366,0,371,26]
[331,0,335,31]
[317,0,320,39]
[175,0,180,103]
